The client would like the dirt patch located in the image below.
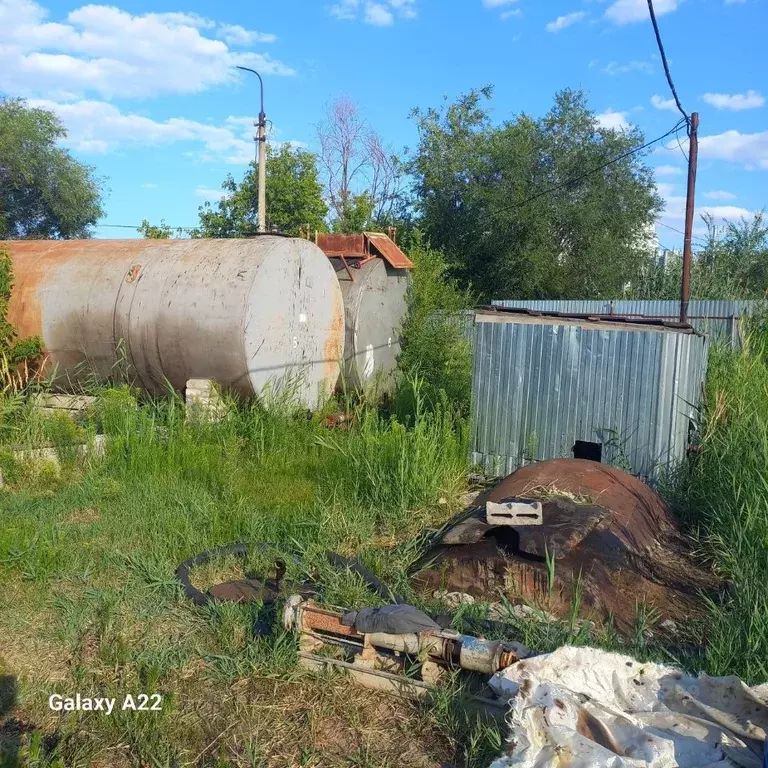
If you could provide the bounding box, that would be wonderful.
[65,507,101,525]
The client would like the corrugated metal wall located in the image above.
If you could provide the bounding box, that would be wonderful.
[490,299,761,345]
[471,313,709,482]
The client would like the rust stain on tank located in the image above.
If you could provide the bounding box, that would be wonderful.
[324,285,345,382]
[125,264,142,283]
[1,240,161,342]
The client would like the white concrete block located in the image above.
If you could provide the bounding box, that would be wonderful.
[486,499,543,526]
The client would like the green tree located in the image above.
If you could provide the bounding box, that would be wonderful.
[0,98,104,239]
[631,212,768,300]
[196,144,328,237]
[137,219,174,239]
[409,87,662,300]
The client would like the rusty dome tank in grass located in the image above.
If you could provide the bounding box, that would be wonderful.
[3,236,345,409]
[412,458,722,634]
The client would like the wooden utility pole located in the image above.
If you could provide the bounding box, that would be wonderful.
[680,112,699,323]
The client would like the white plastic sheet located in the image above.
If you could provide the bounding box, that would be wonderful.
[488,646,768,768]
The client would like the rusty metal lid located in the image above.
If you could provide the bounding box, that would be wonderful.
[315,232,414,269]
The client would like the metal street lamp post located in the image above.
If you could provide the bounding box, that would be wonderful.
[236,66,267,233]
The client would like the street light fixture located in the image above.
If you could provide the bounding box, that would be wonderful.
[236,65,267,233]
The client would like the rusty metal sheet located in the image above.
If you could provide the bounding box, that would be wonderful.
[364,232,414,269]
[489,459,677,553]
[316,233,367,257]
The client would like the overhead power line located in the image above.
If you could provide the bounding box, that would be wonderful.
[93,223,198,230]
[646,0,690,129]
[656,220,707,244]
[479,118,687,224]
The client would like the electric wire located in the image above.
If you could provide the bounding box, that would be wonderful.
[656,220,707,243]
[478,118,687,224]
[646,0,690,129]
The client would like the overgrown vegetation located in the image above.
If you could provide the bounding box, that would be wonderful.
[3,316,768,762]
[632,212,768,300]
[0,250,41,391]
[396,235,474,414]
[671,318,768,684]
[0,381,481,766]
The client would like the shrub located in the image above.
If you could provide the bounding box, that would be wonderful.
[0,249,42,390]
[396,233,474,414]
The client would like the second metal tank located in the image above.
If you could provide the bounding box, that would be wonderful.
[316,232,413,393]
[4,237,345,409]
[329,257,409,392]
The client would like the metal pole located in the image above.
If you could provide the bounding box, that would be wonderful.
[235,66,267,233]
[680,112,699,323]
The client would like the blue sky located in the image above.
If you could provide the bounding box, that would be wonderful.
[1,0,765,248]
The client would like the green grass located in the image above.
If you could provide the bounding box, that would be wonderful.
[669,320,768,684]
[0,379,476,767]
[4,325,768,764]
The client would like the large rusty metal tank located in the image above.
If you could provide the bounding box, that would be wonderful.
[318,232,412,393]
[3,237,345,408]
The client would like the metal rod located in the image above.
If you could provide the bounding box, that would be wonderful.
[680,112,699,324]
[236,66,267,233]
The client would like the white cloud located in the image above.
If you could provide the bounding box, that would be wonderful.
[655,164,683,176]
[546,11,586,32]
[699,129,768,170]
[330,0,416,24]
[195,186,227,200]
[656,182,676,199]
[217,24,277,46]
[605,0,678,25]
[501,9,522,19]
[330,0,359,20]
[702,205,752,220]
[0,0,293,101]
[651,94,678,111]
[704,190,737,200]
[389,0,418,18]
[603,60,653,76]
[482,0,518,6]
[141,182,158,189]
[365,2,394,25]
[596,109,630,130]
[654,182,750,242]
[703,90,765,111]
[28,98,258,164]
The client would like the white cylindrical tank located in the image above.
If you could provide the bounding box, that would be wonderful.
[330,258,409,393]
[4,237,345,409]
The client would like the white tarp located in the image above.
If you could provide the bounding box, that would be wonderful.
[488,646,768,768]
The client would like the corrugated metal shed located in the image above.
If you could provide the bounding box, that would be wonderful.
[471,308,709,482]
[491,299,761,345]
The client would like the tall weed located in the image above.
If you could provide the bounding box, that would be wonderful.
[677,319,768,683]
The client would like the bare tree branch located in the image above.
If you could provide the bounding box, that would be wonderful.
[316,96,403,228]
